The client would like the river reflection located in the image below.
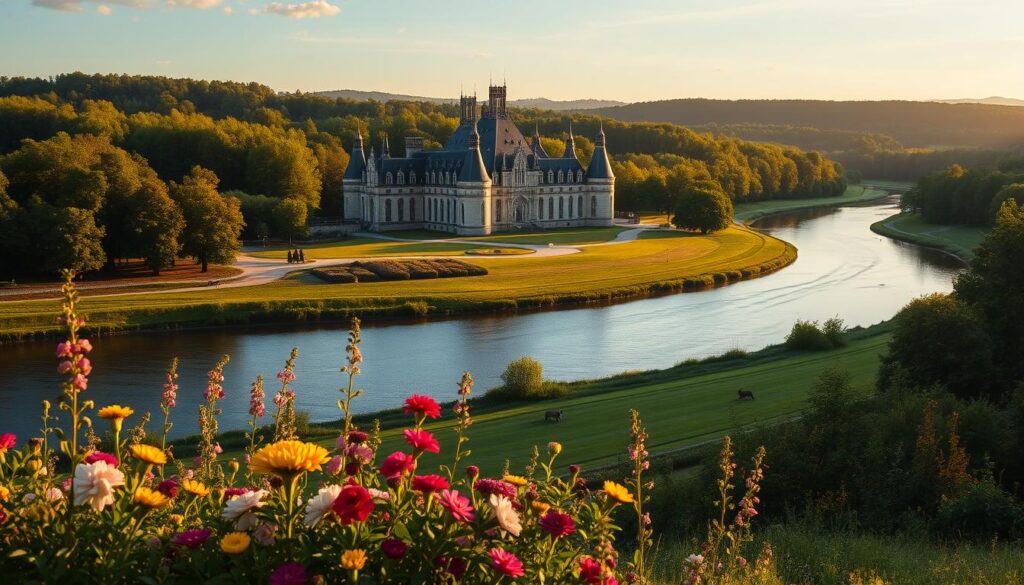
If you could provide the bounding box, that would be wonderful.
[0,197,963,439]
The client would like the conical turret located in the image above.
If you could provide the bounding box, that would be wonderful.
[459,119,490,183]
[531,124,549,159]
[586,121,614,180]
[343,130,368,181]
[563,122,577,159]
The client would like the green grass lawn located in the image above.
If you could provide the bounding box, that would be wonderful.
[0,224,793,337]
[384,226,628,246]
[733,186,891,223]
[246,238,490,259]
[870,212,988,261]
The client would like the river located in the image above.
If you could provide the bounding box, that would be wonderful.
[0,196,964,440]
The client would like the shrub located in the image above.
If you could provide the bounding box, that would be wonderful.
[785,320,833,351]
[500,355,544,397]
[672,181,734,234]
[935,481,1024,540]
[822,316,848,347]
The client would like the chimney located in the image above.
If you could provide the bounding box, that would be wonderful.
[405,136,425,156]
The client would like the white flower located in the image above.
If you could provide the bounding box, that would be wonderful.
[44,487,64,502]
[73,461,125,512]
[489,494,522,537]
[303,484,341,527]
[686,554,705,565]
[368,487,391,502]
[21,493,36,504]
[222,489,268,530]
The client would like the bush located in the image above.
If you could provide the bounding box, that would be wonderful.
[672,182,734,234]
[822,317,848,347]
[935,481,1024,540]
[785,320,833,351]
[500,355,544,396]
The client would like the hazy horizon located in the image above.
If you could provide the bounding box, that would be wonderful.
[2,0,1023,103]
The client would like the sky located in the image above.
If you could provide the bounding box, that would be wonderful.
[1,0,1023,103]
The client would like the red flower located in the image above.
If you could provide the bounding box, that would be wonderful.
[402,394,441,419]
[156,478,179,498]
[379,451,415,481]
[403,429,440,454]
[381,538,408,559]
[347,430,369,444]
[474,478,517,499]
[223,487,253,498]
[580,557,606,584]
[0,433,17,452]
[412,474,449,494]
[466,465,480,479]
[539,509,576,538]
[84,450,118,467]
[331,484,375,525]
[489,548,525,578]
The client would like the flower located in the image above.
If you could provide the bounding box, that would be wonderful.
[347,430,369,444]
[222,489,268,531]
[368,487,391,501]
[438,489,475,523]
[548,441,563,456]
[220,532,251,554]
[131,444,168,466]
[531,500,551,515]
[72,374,88,391]
[489,494,522,537]
[466,465,480,479]
[83,450,118,467]
[402,394,441,419]
[325,455,343,475]
[340,549,367,571]
[0,485,9,501]
[223,486,252,498]
[435,556,467,580]
[489,548,525,578]
[73,460,125,512]
[381,538,408,559]
[98,405,134,423]
[403,428,440,453]
[539,509,576,538]
[303,484,342,527]
[76,339,93,353]
[134,486,170,508]
[77,357,92,376]
[172,528,212,549]
[249,440,330,478]
[44,487,64,502]
[182,479,211,497]
[503,474,528,487]
[580,557,604,583]
[331,484,374,524]
[412,474,449,494]
[269,562,307,585]
[474,478,517,500]
[379,451,415,480]
[603,481,634,505]
[155,479,179,499]
[253,523,277,546]
[56,341,72,358]
[249,378,265,418]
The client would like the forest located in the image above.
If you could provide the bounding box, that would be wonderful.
[902,157,1024,225]
[0,73,846,277]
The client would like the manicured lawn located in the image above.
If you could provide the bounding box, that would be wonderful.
[385,226,629,245]
[246,238,489,259]
[733,186,890,223]
[871,212,988,261]
[0,224,793,337]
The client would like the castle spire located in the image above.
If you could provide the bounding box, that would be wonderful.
[563,122,577,159]
[381,133,390,159]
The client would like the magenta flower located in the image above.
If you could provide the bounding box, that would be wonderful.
[402,394,442,419]
[474,478,517,500]
[172,528,212,549]
[489,548,525,578]
[156,478,179,498]
[347,430,369,444]
[83,450,118,467]
[381,538,408,559]
[379,451,415,481]
[325,455,343,475]
[403,428,440,454]
[412,474,449,495]
[437,489,474,523]
[269,562,308,585]
[539,509,576,538]
[435,556,467,580]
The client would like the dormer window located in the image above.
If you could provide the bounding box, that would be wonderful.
[547,170,554,183]
[557,170,564,183]
[410,171,416,184]
[385,172,393,185]
[567,170,574,184]
[397,171,405,185]
[577,171,584,182]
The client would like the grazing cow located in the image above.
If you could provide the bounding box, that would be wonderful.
[737,390,755,401]
[544,409,563,422]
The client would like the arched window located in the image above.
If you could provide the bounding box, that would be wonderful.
[410,199,416,221]
[548,197,554,219]
[398,198,405,221]
[397,171,405,185]
[385,172,393,185]
[385,199,392,222]
[547,170,554,183]
[559,197,565,219]
[567,170,574,184]
[430,171,436,184]
[445,171,451,185]
[577,171,584,183]
[539,197,545,220]
[578,196,583,218]
[409,171,416,184]
[568,196,574,217]
[495,199,502,222]
[557,170,564,183]
[591,195,597,218]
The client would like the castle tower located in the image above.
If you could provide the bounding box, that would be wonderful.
[342,130,367,220]
[459,94,477,125]
[487,84,507,118]
[586,121,615,226]
[563,122,577,159]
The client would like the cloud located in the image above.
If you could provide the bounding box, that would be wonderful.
[96,4,112,14]
[166,0,222,8]
[223,5,233,14]
[265,0,340,19]
[32,0,151,11]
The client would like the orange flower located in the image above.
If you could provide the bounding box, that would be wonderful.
[603,481,634,505]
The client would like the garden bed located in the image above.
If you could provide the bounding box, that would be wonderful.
[310,259,488,284]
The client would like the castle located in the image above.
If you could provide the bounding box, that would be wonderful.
[341,84,615,236]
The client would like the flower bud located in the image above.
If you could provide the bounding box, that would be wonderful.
[569,464,581,475]
[228,459,240,474]
[466,465,480,479]
[547,441,562,456]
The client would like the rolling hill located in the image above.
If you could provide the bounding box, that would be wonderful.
[312,89,626,111]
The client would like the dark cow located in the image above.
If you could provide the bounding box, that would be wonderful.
[737,390,755,401]
[544,409,563,422]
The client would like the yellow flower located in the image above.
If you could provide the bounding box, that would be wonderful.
[547,441,562,456]
[131,444,168,465]
[340,549,367,571]
[0,485,10,502]
[98,405,134,421]
[503,474,528,487]
[168,513,184,525]
[134,486,170,508]
[248,440,330,478]
[220,531,251,554]
[603,480,635,505]
[530,500,551,515]
[182,479,211,497]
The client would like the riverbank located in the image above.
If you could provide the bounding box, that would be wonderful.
[0,224,796,341]
[733,185,894,224]
[870,212,988,262]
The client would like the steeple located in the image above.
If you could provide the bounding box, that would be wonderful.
[459,118,490,183]
[586,120,614,180]
[563,122,577,159]
[531,124,549,159]
[343,130,368,181]
[381,133,390,159]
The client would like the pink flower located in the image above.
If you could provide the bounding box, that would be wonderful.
[0,433,16,453]
[402,394,441,419]
[437,489,474,523]
[269,562,307,585]
[403,429,440,454]
[75,339,93,354]
[56,341,73,358]
[249,380,265,418]
[489,548,525,578]
[325,455,344,475]
[253,523,277,546]
[379,451,415,480]
[78,357,92,376]
[381,538,408,559]
[580,557,603,584]
[83,450,117,467]
[539,509,576,538]
[276,369,296,383]
[331,484,375,524]
[72,374,88,391]
[57,361,72,374]
[412,474,449,494]
[474,478,517,499]
[347,430,369,444]
[172,528,211,549]
[346,444,374,464]
[223,487,252,498]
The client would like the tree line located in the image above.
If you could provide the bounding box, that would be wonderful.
[903,157,1024,225]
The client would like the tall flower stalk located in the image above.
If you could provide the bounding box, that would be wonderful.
[338,318,364,437]
[272,348,299,441]
[443,371,474,483]
[626,409,652,584]
[159,358,179,455]
[247,374,265,462]
[197,355,230,481]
